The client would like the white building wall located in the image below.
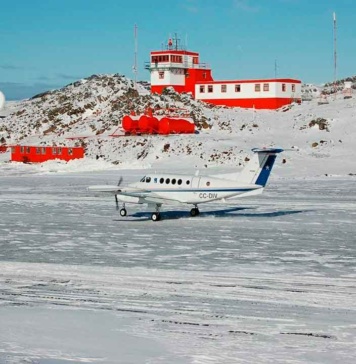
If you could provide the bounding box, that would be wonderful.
[274,82,301,98]
[151,68,185,86]
[195,81,301,100]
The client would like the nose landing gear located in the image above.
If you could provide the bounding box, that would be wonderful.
[151,204,162,221]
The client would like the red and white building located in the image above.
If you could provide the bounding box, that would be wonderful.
[146,38,301,109]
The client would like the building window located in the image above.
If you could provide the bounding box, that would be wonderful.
[208,85,213,93]
[292,84,295,92]
[263,83,269,92]
[52,148,57,155]
[170,55,183,63]
[11,147,16,153]
[57,147,62,155]
[203,72,206,79]
[68,148,73,155]
[26,147,30,154]
[221,85,227,93]
[200,85,205,93]
[235,84,241,92]
[36,147,41,155]
[41,147,46,155]
[255,84,261,92]
[193,57,199,64]
[159,71,164,79]
[282,83,286,92]
[20,146,24,153]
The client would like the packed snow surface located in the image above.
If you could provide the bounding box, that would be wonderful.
[0,167,355,363]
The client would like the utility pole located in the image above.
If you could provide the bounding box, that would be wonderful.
[333,12,337,97]
[133,24,138,90]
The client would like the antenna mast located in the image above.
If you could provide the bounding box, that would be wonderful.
[333,12,337,97]
[133,24,138,89]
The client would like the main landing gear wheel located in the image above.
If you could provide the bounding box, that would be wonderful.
[151,212,161,221]
[190,207,200,217]
[120,208,127,217]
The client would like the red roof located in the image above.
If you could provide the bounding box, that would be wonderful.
[151,50,199,56]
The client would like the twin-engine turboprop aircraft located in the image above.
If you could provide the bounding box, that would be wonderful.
[88,148,286,221]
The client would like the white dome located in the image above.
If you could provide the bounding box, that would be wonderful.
[0,91,5,110]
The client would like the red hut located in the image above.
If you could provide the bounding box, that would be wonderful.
[11,145,84,163]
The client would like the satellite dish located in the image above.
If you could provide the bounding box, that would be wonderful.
[0,91,5,110]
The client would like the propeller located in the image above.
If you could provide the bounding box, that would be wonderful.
[115,176,123,210]
[115,194,119,211]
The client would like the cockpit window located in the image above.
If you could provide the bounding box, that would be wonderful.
[140,176,146,182]
[146,177,151,183]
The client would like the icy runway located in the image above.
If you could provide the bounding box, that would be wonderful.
[0,170,355,363]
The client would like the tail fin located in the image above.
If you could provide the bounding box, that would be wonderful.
[238,148,284,186]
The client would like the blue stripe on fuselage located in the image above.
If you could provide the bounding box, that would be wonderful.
[125,187,255,194]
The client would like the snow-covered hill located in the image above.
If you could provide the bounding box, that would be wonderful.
[1,74,355,177]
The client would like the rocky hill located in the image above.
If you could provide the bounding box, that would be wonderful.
[1,74,356,177]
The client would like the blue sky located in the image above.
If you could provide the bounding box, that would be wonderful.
[0,0,355,100]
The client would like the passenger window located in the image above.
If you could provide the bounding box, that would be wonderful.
[178,179,182,185]
[160,178,164,184]
[172,179,176,185]
[146,177,151,183]
[166,178,170,184]
[186,180,190,185]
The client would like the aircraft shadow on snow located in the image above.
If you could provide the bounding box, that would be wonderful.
[113,207,307,222]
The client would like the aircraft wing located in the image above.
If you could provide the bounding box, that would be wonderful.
[88,185,122,194]
[142,195,183,205]
[225,187,264,199]
[88,185,182,205]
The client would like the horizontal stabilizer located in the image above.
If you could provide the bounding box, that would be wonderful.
[252,147,284,154]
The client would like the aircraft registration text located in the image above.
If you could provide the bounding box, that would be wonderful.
[199,193,218,199]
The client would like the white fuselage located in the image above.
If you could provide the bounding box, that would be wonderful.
[117,173,261,205]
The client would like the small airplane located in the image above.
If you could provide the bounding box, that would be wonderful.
[88,147,287,221]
